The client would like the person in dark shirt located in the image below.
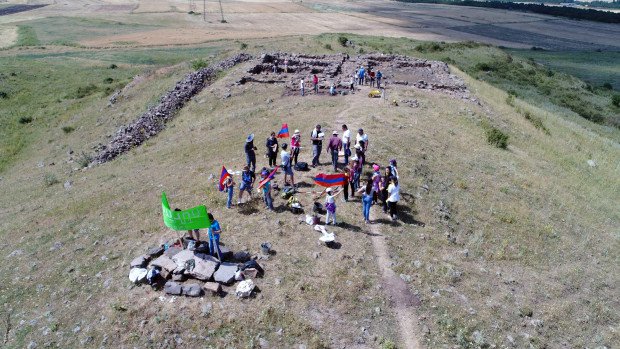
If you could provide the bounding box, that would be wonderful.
[266,132,279,167]
[326,131,342,172]
[245,133,257,172]
[310,124,324,167]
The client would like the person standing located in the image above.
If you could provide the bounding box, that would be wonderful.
[266,132,279,167]
[326,130,342,172]
[380,167,391,213]
[310,124,324,167]
[342,166,351,202]
[300,78,305,96]
[207,213,223,260]
[284,58,289,73]
[280,143,295,187]
[371,164,381,205]
[349,75,355,92]
[260,170,274,211]
[357,178,373,224]
[341,124,351,165]
[356,128,368,165]
[388,159,399,179]
[224,171,235,209]
[316,187,343,225]
[369,70,376,87]
[358,66,365,85]
[376,70,383,88]
[313,74,319,94]
[245,133,257,172]
[290,130,301,165]
[273,60,278,73]
[386,177,400,221]
[238,165,255,204]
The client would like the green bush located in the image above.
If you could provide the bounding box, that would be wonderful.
[0,91,8,99]
[44,173,59,186]
[324,43,332,50]
[485,127,509,149]
[240,42,248,50]
[612,94,620,107]
[62,126,75,134]
[338,35,348,47]
[103,77,114,84]
[415,41,444,52]
[74,84,99,99]
[191,58,208,70]
[602,82,613,90]
[523,111,550,135]
[76,152,92,168]
[18,116,33,124]
[108,64,118,69]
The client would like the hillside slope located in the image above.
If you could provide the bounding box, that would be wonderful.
[0,39,618,348]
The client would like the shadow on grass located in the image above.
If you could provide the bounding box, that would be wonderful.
[238,199,260,215]
[295,181,313,188]
[338,221,362,232]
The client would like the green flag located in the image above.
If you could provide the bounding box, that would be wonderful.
[162,192,211,230]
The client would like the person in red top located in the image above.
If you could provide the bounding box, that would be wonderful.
[326,130,342,172]
[290,129,301,165]
[313,74,319,94]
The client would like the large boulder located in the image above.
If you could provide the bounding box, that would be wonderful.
[130,255,149,268]
[151,255,177,273]
[172,249,195,268]
[213,262,239,285]
[147,246,164,258]
[163,246,182,258]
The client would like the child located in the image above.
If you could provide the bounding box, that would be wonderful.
[291,130,301,165]
[316,187,343,225]
[342,166,351,202]
[208,213,222,260]
[260,170,274,211]
[224,172,235,209]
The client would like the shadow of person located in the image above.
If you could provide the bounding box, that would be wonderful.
[337,221,362,232]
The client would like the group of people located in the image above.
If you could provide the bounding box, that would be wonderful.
[221,122,401,225]
[298,65,384,96]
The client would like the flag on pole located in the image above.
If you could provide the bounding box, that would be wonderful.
[162,192,211,230]
[277,123,290,138]
[218,166,231,191]
[312,173,346,187]
[257,166,279,189]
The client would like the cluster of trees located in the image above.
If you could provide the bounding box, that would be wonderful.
[397,0,620,23]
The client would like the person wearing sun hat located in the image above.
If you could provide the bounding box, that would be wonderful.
[326,130,342,172]
[315,186,344,225]
[244,133,257,172]
[281,143,295,187]
[290,129,301,165]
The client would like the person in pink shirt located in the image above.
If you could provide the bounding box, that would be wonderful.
[313,74,319,94]
[290,129,301,165]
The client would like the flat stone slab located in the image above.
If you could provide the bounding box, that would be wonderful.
[194,253,219,263]
[189,258,219,281]
[164,281,182,295]
[172,249,195,268]
[213,262,239,285]
[151,255,177,272]
[203,282,222,295]
[147,246,164,258]
[130,255,149,268]
[163,246,182,258]
[182,283,203,297]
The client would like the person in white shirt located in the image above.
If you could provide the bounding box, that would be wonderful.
[355,128,368,165]
[316,187,343,225]
[300,78,305,96]
[386,177,400,221]
[342,124,351,165]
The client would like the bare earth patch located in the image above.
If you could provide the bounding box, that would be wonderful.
[0,26,17,48]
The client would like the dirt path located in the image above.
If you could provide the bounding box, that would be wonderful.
[368,212,423,349]
[334,97,423,348]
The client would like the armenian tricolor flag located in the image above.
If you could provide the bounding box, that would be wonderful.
[218,166,231,191]
[277,123,290,138]
[312,173,346,187]
[258,166,279,189]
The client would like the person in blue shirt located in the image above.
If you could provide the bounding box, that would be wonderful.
[238,165,255,205]
[376,70,383,88]
[208,213,223,260]
[358,66,365,85]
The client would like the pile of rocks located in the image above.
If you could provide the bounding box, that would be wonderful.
[129,240,263,298]
[93,53,252,164]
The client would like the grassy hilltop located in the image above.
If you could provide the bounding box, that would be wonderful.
[0,32,619,349]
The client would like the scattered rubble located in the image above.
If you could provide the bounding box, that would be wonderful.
[93,53,252,164]
[130,238,264,299]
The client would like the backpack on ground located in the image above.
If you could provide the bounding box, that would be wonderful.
[295,162,309,171]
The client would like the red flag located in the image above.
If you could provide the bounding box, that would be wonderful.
[277,123,290,138]
[218,166,231,191]
[313,173,346,187]
[258,166,279,189]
